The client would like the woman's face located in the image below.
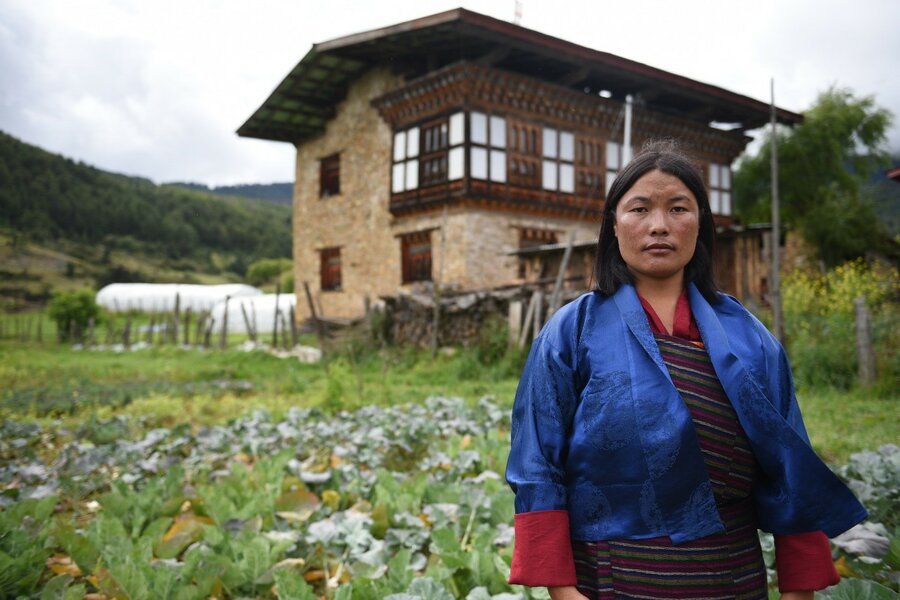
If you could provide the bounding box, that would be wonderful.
[613,169,700,290]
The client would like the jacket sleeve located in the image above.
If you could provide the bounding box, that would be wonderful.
[506,332,579,586]
[775,532,840,592]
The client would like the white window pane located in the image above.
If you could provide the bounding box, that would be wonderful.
[393,131,406,162]
[542,128,557,158]
[449,113,464,145]
[471,147,488,179]
[490,150,506,182]
[471,112,487,145]
[542,160,557,190]
[392,163,405,193]
[560,132,575,162]
[490,116,506,148]
[721,192,732,215]
[709,163,720,188]
[448,147,464,180]
[606,171,617,194]
[710,189,721,214]
[606,142,620,169]
[406,127,419,158]
[559,164,575,193]
[405,159,418,189]
[720,166,731,190]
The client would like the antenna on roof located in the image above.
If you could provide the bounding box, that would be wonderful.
[514,0,523,24]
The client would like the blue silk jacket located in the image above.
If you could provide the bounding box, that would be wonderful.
[506,283,867,544]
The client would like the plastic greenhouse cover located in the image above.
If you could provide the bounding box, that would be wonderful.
[95,283,262,313]
[208,293,298,334]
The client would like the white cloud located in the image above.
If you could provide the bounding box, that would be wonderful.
[1,0,897,186]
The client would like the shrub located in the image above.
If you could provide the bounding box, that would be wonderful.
[246,257,292,287]
[782,259,898,390]
[47,289,101,342]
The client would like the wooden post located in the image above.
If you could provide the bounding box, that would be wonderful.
[431,206,448,358]
[508,300,523,346]
[172,293,180,345]
[855,296,876,386]
[303,281,327,352]
[195,312,206,346]
[770,78,785,342]
[289,305,298,348]
[548,230,577,315]
[279,310,289,351]
[87,317,95,347]
[240,302,256,343]
[518,292,539,348]
[183,307,192,346]
[219,295,230,350]
[204,316,214,349]
[532,290,544,341]
[272,283,281,348]
[123,315,132,349]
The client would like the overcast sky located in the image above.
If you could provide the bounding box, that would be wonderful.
[1,0,897,186]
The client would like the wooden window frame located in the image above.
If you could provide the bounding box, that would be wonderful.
[319,153,340,198]
[399,230,433,284]
[319,247,342,291]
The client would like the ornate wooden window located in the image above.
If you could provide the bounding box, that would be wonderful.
[576,139,604,197]
[392,127,419,193]
[400,230,432,283]
[320,154,340,198]
[542,127,575,193]
[508,120,540,188]
[319,247,341,291]
[470,111,506,183]
[393,113,465,192]
[708,163,732,215]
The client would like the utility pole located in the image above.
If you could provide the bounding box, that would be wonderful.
[623,94,634,164]
[770,78,784,342]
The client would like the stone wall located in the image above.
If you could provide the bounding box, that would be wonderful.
[293,68,404,321]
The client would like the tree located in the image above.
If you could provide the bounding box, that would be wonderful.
[733,87,895,267]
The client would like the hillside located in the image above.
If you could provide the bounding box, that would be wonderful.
[0,131,292,305]
[167,182,293,205]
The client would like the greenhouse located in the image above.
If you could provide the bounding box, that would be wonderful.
[95,283,262,313]
[208,293,297,334]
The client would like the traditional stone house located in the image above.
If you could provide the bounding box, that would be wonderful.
[239,8,800,321]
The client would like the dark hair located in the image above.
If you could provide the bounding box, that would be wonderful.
[593,139,720,303]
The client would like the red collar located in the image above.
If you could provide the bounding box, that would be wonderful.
[638,289,701,342]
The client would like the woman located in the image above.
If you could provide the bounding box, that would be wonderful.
[505,141,866,600]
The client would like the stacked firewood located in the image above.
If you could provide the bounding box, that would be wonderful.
[379,287,532,348]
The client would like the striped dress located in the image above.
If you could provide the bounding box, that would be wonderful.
[572,333,768,599]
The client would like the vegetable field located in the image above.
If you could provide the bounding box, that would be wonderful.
[1,341,898,599]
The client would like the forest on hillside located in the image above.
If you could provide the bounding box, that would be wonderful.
[168,181,293,205]
[0,131,292,273]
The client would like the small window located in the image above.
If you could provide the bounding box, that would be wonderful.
[542,127,575,193]
[400,230,432,283]
[470,111,506,183]
[708,163,733,215]
[320,247,341,291]
[320,154,340,198]
[604,141,632,194]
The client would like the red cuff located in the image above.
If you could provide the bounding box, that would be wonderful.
[509,510,577,586]
[775,531,840,592]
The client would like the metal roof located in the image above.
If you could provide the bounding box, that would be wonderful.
[238,8,802,144]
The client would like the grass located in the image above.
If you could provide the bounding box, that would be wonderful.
[0,333,894,464]
[797,387,899,464]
